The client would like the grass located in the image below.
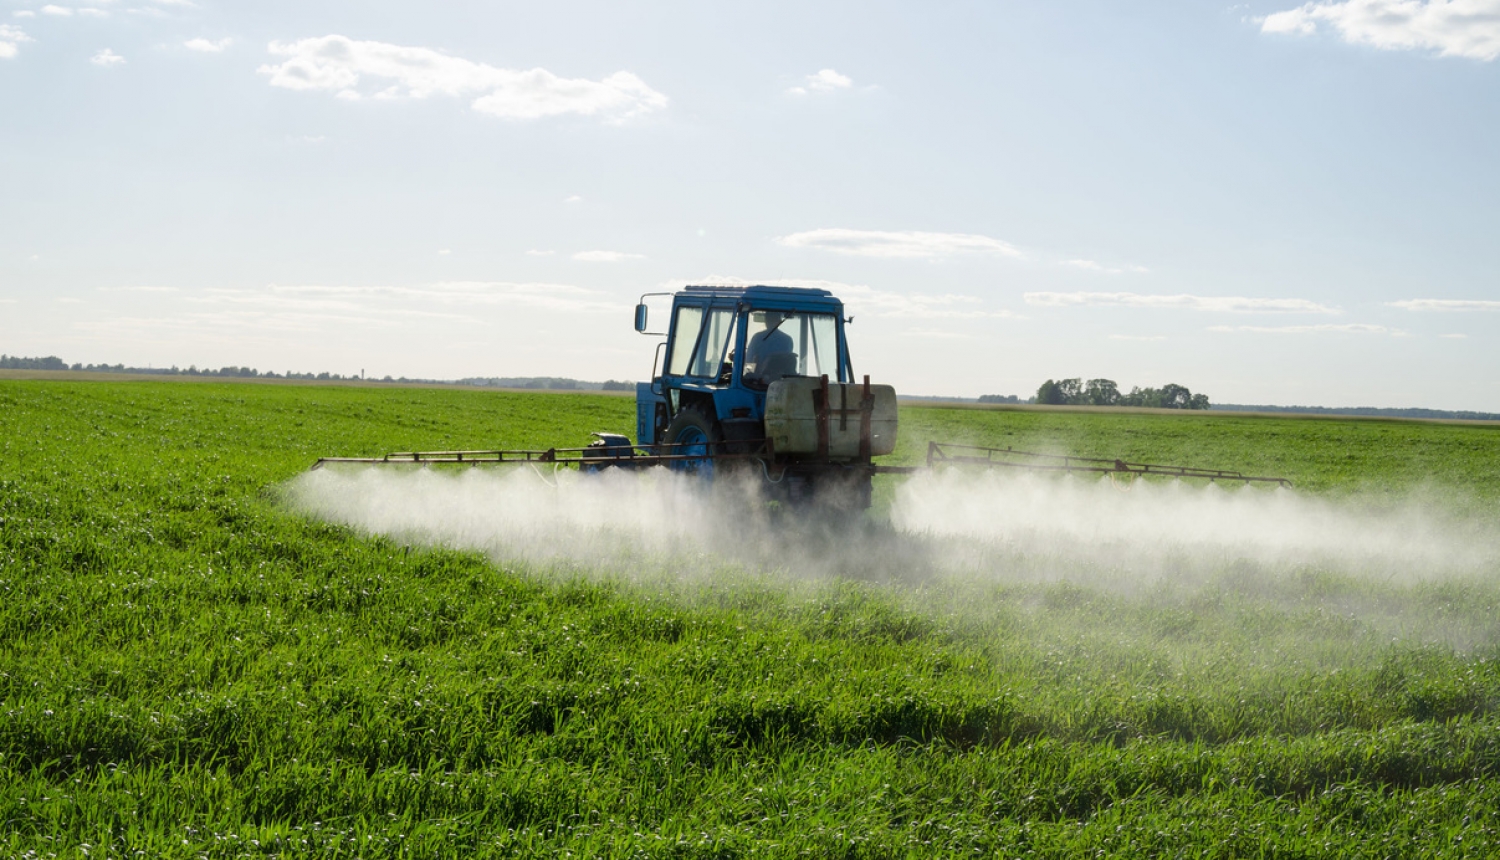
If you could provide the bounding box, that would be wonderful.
[896,405,1500,500]
[2,379,1500,857]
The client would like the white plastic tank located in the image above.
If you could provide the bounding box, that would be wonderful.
[764,377,898,458]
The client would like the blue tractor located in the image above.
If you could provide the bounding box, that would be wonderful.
[626,285,899,509]
[313,285,1292,504]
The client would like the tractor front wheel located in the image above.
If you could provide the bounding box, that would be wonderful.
[663,408,720,477]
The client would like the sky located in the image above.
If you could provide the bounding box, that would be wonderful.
[1,1,1498,410]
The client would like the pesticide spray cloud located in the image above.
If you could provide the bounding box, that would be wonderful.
[893,469,1497,582]
[289,465,733,570]
[285,463,1500,650]
[287,464,1497,585]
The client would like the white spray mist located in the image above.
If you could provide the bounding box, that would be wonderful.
[287,464,1497,585]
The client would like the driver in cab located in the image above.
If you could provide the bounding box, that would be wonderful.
[744,311,795,384]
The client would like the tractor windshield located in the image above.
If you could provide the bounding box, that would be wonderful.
[667,305,736,379]
[743,310,841,386]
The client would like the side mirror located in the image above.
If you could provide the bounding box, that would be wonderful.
[634,303,649,333]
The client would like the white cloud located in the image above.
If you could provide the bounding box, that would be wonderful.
[120,0,195,14]
[809,69,853,90]
[564,194,582,203]
[838,283,1022,319]
[787,68,854,96]
[0,24,31,59]
[1108,334,1168,341]
[168,282,623,323]
[678,275,1020,320]
[1262,0,1500,61]
[80,310,406,337]
[1206,323,1402,334]
[37,3,109,18]
[90,48,124,66]
[573,250,645,262]
[259,36,668,122]
[184,37,231,53]
[13,11,37,19]
[777,228,1024,259]
[436,249,451,256]
[1024,291,1340,314]
[1388,298,1500,311]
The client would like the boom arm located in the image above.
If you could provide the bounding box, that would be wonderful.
[915,442,1291,485]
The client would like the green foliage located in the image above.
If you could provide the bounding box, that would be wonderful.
[3,380,1500,857]
[0,354,68,371]
[894,404,1500,508]
[1036,378,1210,409]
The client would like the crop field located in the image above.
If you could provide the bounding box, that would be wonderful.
[3,378,1500,858]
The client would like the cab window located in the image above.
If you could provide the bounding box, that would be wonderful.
[743,310,842,386]
[667,305,736,379]
[797,313,840,380]
[666,305,703,376]
[689,309,735,378]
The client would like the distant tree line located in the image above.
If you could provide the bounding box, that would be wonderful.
[1212,403,1500,421]
[2,355,363,380]
[1035,378,1210,410]
[0,355,634,390]
[0,355,68,370]
[457,377,635,391]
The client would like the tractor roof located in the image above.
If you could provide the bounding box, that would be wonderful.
[680,284,843,311]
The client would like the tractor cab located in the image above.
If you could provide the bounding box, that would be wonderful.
[634,286,853,452]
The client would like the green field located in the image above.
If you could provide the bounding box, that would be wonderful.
[3,379,1500,858]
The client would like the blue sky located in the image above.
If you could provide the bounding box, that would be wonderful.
[2,1,1497,409]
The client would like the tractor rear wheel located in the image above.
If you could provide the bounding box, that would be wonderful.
[780,468,872,521]
[663,407,720,477]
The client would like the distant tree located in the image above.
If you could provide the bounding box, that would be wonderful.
[0,354,68,370]
[1036,378,1085,405]
[977,394,1019,404]
[1040,378,1211,409]
[1159,383,1192,409]
[1083,378,1120,406]
[1035,379,1064,405]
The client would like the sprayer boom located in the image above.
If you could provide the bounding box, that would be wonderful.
[920,442,1291,486]
[314,439,1290,488]
[311,437,765,471]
